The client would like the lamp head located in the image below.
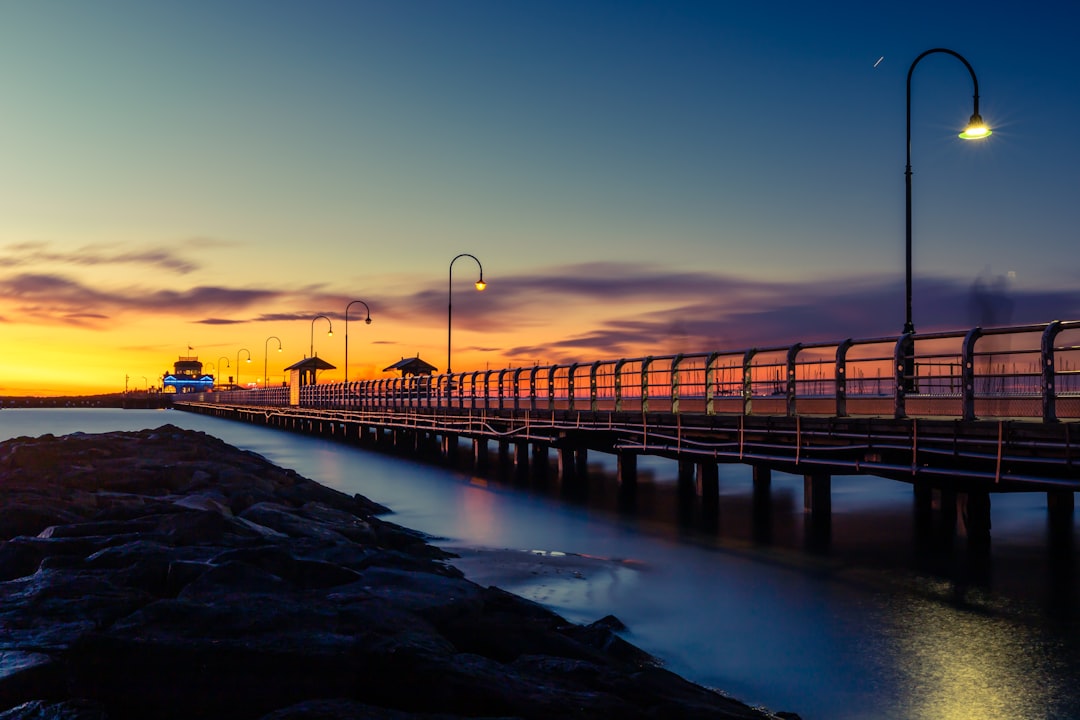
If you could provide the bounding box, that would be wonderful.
[474,279,487,291]
[327,330,333,337]
[959,113,991,140]
[365,317,372,325]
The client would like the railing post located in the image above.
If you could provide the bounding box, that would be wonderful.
[742,349,757,416]
[961,327,983,421]
[835,339,853,417]
[567,363,578,412]
[786,344,803,417]
[512,368,524,412]
[590,361,601,412]
[704,352,719,415]
[614,359,626,413]
[529,367,540,412]
[641,356,653,415]
[497,369,507,411]
[1042,320,1063,423]
[547,366,557,412]
[894,332,915,419]
[671,354,684,415]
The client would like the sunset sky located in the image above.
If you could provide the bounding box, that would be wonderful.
[1,1,1078,395]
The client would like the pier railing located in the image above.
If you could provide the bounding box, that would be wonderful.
[187,320,1080,422]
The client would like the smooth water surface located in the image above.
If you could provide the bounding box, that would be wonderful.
[1,408,1078,719]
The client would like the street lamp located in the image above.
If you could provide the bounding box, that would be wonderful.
[344,300,372,383]
[217,357,230,389]
[448,253,486,373]
[310,314,333,358]
[236,348,252,389]
[264,336,282,389]
[904,47,991,336]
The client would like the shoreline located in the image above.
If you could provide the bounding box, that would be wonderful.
[0,425,801,719]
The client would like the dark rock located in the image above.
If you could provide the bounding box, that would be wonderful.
[0,426,786,720]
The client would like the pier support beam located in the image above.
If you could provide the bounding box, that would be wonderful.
[531,444,549,478]
[803,472,831,550]
[752,466,772,544]
[1048,490,1075,548]
[473,439,488,473]
[697,463,719,503]
[617,451,638,488]
[513,441,529,478]
[959,490,992,554]
[442,434,460,466]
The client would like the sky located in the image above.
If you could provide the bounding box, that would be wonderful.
[1,1,1078,395]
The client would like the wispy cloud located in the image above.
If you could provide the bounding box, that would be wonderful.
[0,241,204,274]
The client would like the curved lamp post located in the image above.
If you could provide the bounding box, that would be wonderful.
[344,300,372,383]
[904,48,991,336]
[236,348,252,389]
[448,253,486,373]
[217,357,230,389]
[310,314,333,358]
[264,336,282,389]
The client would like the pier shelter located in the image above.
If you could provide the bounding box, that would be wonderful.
[383,355,438,377]
[284,356,336,406]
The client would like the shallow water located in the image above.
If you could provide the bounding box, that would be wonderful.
[2,408,1077,719]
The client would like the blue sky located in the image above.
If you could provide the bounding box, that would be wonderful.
[1,1,1078,393]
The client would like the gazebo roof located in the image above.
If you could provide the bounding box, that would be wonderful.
[284,356,337,371]
[383,356,438,375]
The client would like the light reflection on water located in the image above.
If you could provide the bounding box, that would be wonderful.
[1,409,1078,720]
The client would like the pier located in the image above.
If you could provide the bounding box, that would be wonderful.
[174,319,1080,549]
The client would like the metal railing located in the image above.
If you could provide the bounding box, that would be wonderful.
[184,320,1080,422]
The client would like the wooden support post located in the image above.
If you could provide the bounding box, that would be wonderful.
[513,441,529,477]
[442,434,459,466]
[473,438,488,472]
[677,460,696,496]
[497,440,512,478]
[574,447,589,478]
[697,463,719,502]
[1048,490,1075,552]
[803,472,831,515]
[531,443,549,477]
[557,446,577,480]
[959,490,992,554]
[752,465,772,544]
[617,451,638,488]
[803,471,832,550]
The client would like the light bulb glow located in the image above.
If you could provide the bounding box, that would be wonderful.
[475,279,487,291]
[959,113,991,140]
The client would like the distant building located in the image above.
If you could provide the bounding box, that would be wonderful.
[162,356,214,393]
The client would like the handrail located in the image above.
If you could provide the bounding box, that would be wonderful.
[184,320,1080,422]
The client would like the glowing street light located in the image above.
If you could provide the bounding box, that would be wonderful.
[447,253,486,374]
[236,348,252,389]
[264,336,282,390]
[310,314,333,358]
[344,300,372,383]
[903,47,991,336]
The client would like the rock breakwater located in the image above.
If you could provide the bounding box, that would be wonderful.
[0,425,797,719]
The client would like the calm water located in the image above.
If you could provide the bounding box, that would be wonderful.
[2,408,1078,720]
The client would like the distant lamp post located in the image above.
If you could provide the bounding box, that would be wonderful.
[217,357,230,389]
[448,253,486,373]
[310,314,333,358]
[264,336,282,389]
[344,300,372,383]
[141,376,148,391]
[903,47,991,336]
[236,348,252,388]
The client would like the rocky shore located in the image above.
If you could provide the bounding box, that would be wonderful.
[0,425,799,719]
